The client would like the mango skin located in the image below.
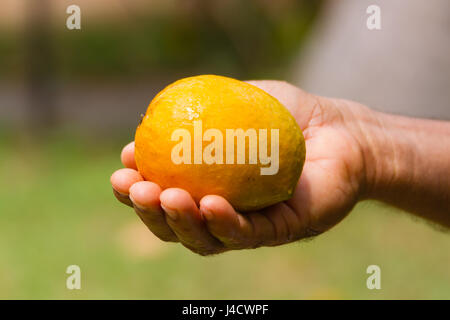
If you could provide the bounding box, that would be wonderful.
[135,75,305,212]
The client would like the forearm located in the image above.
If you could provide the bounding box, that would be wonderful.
[361,109,450,227]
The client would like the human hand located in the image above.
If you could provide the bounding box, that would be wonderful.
[111,80,377,255]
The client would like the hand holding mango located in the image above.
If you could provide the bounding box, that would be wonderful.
[111,76,450,255]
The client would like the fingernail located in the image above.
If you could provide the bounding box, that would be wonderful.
[161,204,178,220]
[201,208,214,221]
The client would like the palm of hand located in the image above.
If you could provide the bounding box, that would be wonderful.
[111,81,365,255]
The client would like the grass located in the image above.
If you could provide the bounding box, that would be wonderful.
[0,130,449,299]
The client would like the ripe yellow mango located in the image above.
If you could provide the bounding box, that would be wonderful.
[135,75,305,212]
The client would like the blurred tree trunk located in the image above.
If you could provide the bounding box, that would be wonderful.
[24,0,57,131]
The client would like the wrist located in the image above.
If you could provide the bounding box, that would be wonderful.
[319,95,450,226]
[344,104,415,201]
[359,110,450,226]
[358,111,407,199]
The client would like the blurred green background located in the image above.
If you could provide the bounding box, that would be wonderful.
[0,0,449,299]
